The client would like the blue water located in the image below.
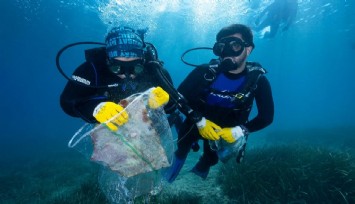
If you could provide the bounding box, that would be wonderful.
[1,0,354,203]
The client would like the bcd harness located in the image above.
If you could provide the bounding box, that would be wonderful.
[203,61,267,109]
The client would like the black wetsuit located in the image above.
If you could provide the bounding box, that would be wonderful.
[175,62,274,169]
[60,58,176,123]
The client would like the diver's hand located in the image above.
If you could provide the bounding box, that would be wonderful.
[148,86,169,109]
[196,117,221,140]
[217,126,248,143]
[93,102,129,131]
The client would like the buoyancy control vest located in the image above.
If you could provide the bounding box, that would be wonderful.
[200,61,267,127]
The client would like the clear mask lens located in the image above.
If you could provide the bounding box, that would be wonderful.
[213,37,248,57]
[133,63,144,75]
[229,41,243,52]
[109,59,144,75]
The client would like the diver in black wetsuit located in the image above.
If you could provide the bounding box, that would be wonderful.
[255,0,298,38]
[165,24,274,182]
[60,26,177,128]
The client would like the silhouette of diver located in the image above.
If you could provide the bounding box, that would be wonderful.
[255,0,298,38]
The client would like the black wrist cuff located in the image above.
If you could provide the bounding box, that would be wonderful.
[189,111,202,123]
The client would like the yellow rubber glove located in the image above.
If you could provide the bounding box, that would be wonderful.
[93,102,129,131]
[217,126,245,143]
[148,86,169,109]
[196,117,221,140]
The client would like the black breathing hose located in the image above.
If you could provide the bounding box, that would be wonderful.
[55,42,108,88]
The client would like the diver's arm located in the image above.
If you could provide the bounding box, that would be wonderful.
[60,62,108,123]
[243,76,274,132]
[155,65,221,140]
[177,67,207,112]
[60,86,107,123]
[175,67,206,118]
[149,61,221,141]
[148,61,201,121]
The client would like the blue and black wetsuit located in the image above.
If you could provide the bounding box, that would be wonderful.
[60,58,176,123]
[175,62,274,170]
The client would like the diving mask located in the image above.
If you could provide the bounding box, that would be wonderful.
[108,59,144,75]
[213,37,250,58]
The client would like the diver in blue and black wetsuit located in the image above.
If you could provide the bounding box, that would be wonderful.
[166,24,274,182]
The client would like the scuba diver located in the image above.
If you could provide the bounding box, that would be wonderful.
[165,24,274,182]
[254,0,298,38]
[59,26,177,130]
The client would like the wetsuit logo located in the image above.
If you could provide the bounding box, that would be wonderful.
[72,75,91,85]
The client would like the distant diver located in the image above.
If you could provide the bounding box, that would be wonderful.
[254,0,298,38]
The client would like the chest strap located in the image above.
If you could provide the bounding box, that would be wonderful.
[207,62,266,105]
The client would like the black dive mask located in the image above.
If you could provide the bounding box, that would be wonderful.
[108,59,144,75]
[213,37,249,58]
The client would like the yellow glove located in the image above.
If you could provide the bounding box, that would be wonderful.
[217,126,246,143]
[93,102,129,131]
[196,117,221,140]
[148,86,169,109]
